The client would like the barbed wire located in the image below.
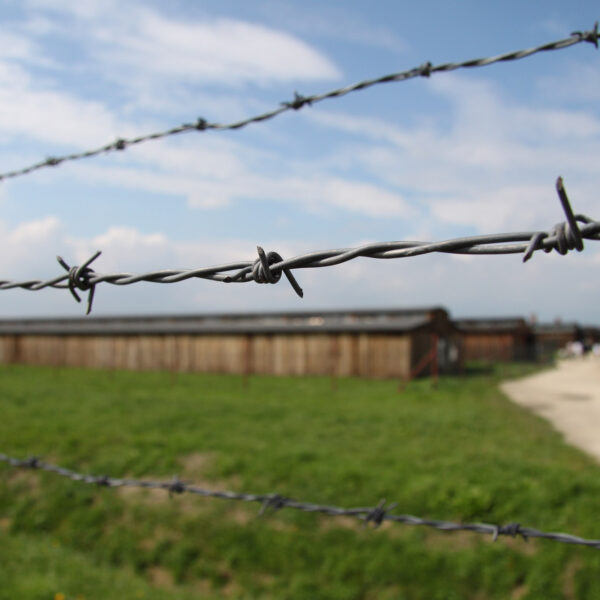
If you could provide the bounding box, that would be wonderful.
[2,452,599,550]
[0,23,597,182]
[0,177,597,315]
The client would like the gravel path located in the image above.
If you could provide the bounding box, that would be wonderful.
[501,357,600,462]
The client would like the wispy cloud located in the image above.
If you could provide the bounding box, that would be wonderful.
[0,60,121,148]
[303,72,600,231]
[537,60,600,104]
[0,30,45,62]
[19,1,341,90]
[65,146,415,218]
[0,1,343,152]
[256,2,408,53]
[100,13,341,84]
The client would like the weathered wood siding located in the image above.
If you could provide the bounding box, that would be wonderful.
[0,333,414,378]
[461,333,513,362]
[460,333,533,362]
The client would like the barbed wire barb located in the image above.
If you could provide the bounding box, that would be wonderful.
[0,24,598,182]
[522,178,589,262]
[56,251,101,314]
[0,178,597,314]
[2,451,600,550]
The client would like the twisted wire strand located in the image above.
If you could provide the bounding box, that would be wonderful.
[0,178,597,314]
[1,452,599,549]
[0,23,597,182]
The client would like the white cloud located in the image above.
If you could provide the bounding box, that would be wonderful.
[0,216,67,277]
[0,1,342,170]
[429,184,550,232]
[19,1,341,88]
[0,60,121,148]
[0,31,42,62]
[303,72,600,231]
[430,75,600,143]
[100,12,341,84]
[9,215,61,244]
[63,146,414,218]
[537,61,600,104]
[23,0,109,19]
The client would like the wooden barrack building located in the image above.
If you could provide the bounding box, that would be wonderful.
[455,317,535,362]
[0,307,461,379]
[533,322,581,361]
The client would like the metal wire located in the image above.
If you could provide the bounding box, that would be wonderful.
[0,178,597,314]
[0,23,597,182]
[1,452,599,549]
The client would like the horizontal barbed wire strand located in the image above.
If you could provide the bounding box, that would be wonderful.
[1,452,599,550]
[0,23,597,182]
[0,178,597,314]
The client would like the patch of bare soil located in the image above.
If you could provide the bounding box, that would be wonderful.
[562,556,583,600]
[6,470,41,493]
[147,566,174,589]
[116,451,241,511]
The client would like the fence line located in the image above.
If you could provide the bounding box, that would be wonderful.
[2,452,599,550]
[0,24,597,182]
[0,177,597,314]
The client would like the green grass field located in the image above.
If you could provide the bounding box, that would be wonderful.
[1,363,600,599]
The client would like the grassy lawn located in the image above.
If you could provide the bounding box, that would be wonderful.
[1,363,599,599]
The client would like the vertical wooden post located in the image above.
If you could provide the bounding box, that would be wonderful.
[330,335,339,392]
[431,333,439,388]
[172,335,180,383]
[242,334,252,390]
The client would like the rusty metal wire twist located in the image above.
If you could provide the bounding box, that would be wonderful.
[0,24,597,182]
[0,178,597,314]
[2,451,599,549]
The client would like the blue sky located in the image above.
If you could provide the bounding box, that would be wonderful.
[0,0,599,322]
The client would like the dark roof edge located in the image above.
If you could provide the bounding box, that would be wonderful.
[532,323,581,333]
[0,306,448,326]
[454,317,527,324]
[0,317,432,336]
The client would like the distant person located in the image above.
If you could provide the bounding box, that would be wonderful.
[570,341,584,357]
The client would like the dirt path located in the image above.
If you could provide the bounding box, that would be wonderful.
[501,357,600,462]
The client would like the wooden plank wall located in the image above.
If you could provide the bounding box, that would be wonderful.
[460,333,515,362]
[0,333,413,378]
